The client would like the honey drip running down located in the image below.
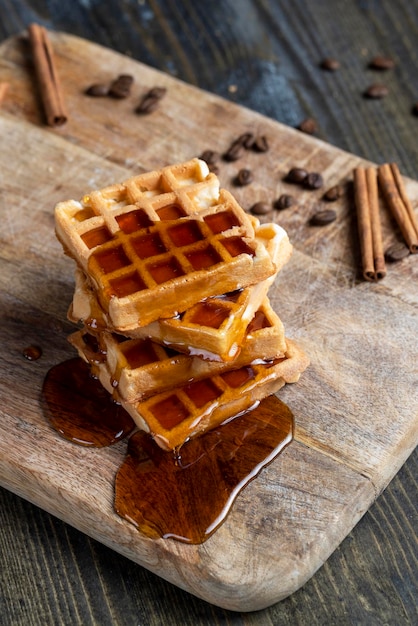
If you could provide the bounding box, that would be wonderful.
[114,394,294,544]
[42,358,135,447]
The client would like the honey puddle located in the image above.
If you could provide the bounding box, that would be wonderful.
[42,358,293,544]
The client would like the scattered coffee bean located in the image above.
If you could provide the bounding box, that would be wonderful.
[136,86,167,114]
[235,168,253,186]
[199,150,221,165]
[369,56,395,70]
[223,142,245,162]
[384,242,410,262]
[109,74,134,98]
[297,117,318,135]
[285,167,308,184]
[274,194,296,210]
[412,102,418,117]
[304,172,324,190]
[23,345,42,361]
[310,209,337,226]
[323,185,343,201]
[320,57,340,71]
[250,201,271,215]
[364,83,389,99]
[251,135,269,152]
[237,132,255,149]
[85,83,109,97]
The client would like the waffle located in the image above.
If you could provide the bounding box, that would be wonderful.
[69,221,292,360]
[55,159,277,332]
[68,298,286,404]
[121,339,309,450]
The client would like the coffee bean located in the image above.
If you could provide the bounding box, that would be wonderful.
[235,168,253,186]
[199,150,221,165]
[223,142,245,162]
[250,202,271,215]
[286,167,308,184]
[85,83,109,97]
[136,87,166,114]
[237,132,255,149]
[148,86,167,99]
[297,117,318,135]
[109,74,134,98]
[252,135,269,152]
[364,83,389,99]
[274,194,296,210]
[323,185,343,201]
[23,345,43,361]
[384,242,410,262]
[369,56,395,70]
[412,102,418,117]
[304,172,324,190]
[320,57,340,71]
[310,209,337,226]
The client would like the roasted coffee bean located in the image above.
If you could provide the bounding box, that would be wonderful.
[285,167,308,184]
[297,118,318,135]
[109,74,134,98]
[304,172,324,190]
[251,135,269,152]
[310,209,337,226]
[148,86,167,99]
[369,56,395,70]
[235,168,253,186]
[250,201,271,215]
[199,150,221,165]
[237,132,255,149]
[320,57,340,71]
[274,194,296,210]
[412,102,418,117]
[323,185,343,201]
[223,142,245,162]
[85,83,109,97]
[23,345,43,361]
[384,242,410,262]
[364,83,389,99]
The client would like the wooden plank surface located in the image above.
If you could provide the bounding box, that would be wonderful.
[0,30,417,614]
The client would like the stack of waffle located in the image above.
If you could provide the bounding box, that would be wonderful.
[55,159,309,450]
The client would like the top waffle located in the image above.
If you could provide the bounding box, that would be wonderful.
[55,159,277,331]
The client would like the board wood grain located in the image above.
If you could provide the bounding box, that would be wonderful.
[0,31,417,611]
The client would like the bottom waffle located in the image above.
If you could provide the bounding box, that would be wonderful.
[120,339,308,450]
[69,299,286,403]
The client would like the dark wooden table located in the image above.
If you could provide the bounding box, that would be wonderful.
[0,1,417,624]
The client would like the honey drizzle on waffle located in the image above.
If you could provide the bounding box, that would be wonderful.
[55,159,276,330]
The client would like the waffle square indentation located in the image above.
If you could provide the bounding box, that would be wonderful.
[108,272,147,297]
[121,339,160,369]
[93,246,131,274]
[116,209,153,233]
[150,394,191,429]
[156,204,187,220]
[81,226,113,249]
[185,245,222,270]
[167,221,204,246]
[221,237,255,258]
[204,210,241,234]
[147,257,185,284]
[188,301,231,329]
[183,379,222,408]
[221,366,255,388]
[132,233,166,259]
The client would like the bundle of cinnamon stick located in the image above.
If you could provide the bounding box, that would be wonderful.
[353,162,418,281]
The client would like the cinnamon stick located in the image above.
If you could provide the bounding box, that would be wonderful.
[28,23,67,126]
[378,163,418,253]
[0,82,9,107]
[353,166,386,281]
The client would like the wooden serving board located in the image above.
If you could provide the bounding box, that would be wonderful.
[0,32,417,612]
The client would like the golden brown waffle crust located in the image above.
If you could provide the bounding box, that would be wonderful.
[124,338,310,451]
